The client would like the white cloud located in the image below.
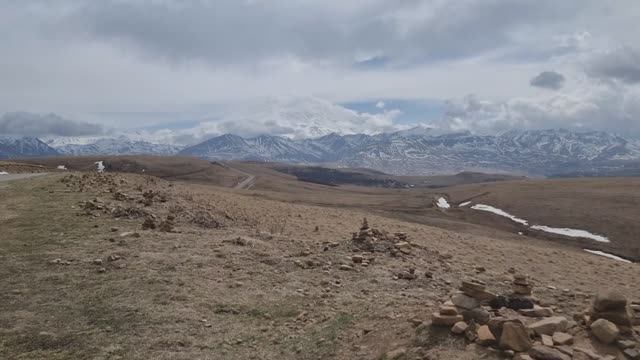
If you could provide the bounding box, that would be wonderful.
[376,101,386,109]
[439,82,640,136]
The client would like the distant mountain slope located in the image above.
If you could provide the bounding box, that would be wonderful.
[0,136,59,159]
[43,136,182,156]
[179,129,640,176]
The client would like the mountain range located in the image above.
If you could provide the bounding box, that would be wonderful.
[3,128,639,176]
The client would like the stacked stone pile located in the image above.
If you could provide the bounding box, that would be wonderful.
[428,277,640,359]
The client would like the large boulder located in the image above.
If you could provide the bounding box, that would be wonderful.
[499,321,532,352]
[528,317,568,336]
[590,318,619,344]
[593,290,627,312]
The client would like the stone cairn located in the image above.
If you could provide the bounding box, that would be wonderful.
[428,277,640,359]
[351,218,411,256]
[513,274,533,296]
[590,290,634,336]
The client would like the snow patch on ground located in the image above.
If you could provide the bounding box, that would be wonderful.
[436,197,450,209]
[95,161,105,173]
[471,204,529,225]
[57,165,67,170]
[0,171,9,175]
[531,225,610,243]
[459,201,472,207]
[583,249,631,263]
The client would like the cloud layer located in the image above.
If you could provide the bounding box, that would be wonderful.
[1,1,640,137]
[0,112,103,136]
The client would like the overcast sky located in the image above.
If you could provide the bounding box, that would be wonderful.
[1,0,640,139]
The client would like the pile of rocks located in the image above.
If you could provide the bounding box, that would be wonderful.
[429,279,640,359]
[590,290,633,336]
[513,274,533,296]
[351,218,411,255]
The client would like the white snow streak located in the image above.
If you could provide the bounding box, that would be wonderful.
[467,203,612,244]
[436,197,450,209]
[459,201,472,207]
[583,249,631,263]
[531,225,610,243]
[0,171,9,175]
[57,165,67,170]
[471,204,529,225]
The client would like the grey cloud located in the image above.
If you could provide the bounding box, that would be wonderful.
[588,47,640,84]
[530,71,566,90]
[0,112,103,136]
[65,0,586,66]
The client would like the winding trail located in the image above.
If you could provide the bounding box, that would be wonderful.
[217,162,256,190]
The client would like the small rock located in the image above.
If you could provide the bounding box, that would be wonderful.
[541,334,554,347]
[452,293,480,310]
[551,332,573,345]
[528,316,568,336]
[451,321,468,335]
[339,264,353,271]
[476,325,496,346]
[432,313,464,327]
[529,345,571,360]
[351,255,364,264]
[623,348,640,360]
[499,321,532,352]
[590,318,619,344]
[462,307,491,325]
[97,267,106,273]
[93,258,103,265]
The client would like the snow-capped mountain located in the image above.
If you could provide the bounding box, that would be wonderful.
[43,135,183,156]
[0,136,59,159]
[179,129,640,176]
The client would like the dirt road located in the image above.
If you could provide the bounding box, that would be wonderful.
[218,162,256,189]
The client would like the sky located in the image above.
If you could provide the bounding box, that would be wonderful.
[1,0,640,141]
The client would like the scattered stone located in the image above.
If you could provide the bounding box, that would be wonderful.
[528,316,568,336]
[451,321,468,335]
[499,321,532,352]
[93,258,103,265]
[351,255,364,263]
[541,334,554,347]
[97,267,106,273]
[476,325,496,346]
[529,345,571,360]
[551,332,573,345]
[339,264,353,271]
[623,348,640,360]
[590,318,619,344]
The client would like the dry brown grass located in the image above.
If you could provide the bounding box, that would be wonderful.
[1,172,639,359]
